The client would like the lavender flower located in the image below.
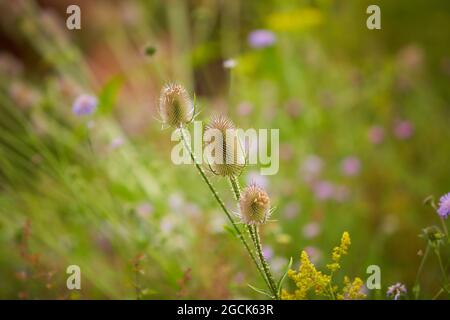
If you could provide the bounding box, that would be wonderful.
[248,29,276,48]
[368,125,385,144]
[302,222,321,239]
[300,155,323,182]
[313,181,334,200]
[341,156,361,176]
[386,283,407,300]
[283,201,300,220]
[394,120,414,140]
[72,94,97,116]
[437,192,450,219]
[262,246,274,260]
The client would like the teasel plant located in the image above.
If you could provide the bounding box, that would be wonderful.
[158,83,284,299]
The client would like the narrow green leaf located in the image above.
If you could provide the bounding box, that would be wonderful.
[277,256,293,296]
[98,76,123,115]
[247,284,273,298]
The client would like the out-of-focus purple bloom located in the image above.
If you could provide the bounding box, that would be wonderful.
[248,29,276,48]
[341,156,361,176]
[394,120,414,140]
[72,94,97,116]
[110,137,125,149]
[313,181,334,200]
[304,246,322,264]
[302,222,321,239]
[387,283,407,300]
[136,202,153,219]
[168,193,184,211]
[262,246,273,260]
[333,185,350,202]
[237,101,253,116]
[368,125,385,144]
[160,217,175,233]
[233,272,246,284]
[437,193,450,219]
[246,171,269,190]
[300,155,324,182]
[283,201,300,220]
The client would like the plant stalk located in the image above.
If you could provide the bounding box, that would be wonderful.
[229,175,279,299]
[179,128,272,296]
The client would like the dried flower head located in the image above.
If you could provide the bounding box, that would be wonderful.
[159,83,194,128]
[204,115,245,177]
[239,184,271,225]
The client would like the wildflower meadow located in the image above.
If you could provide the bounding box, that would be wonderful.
[0,0,449,303]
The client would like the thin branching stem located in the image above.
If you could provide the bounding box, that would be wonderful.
[229,175,279,299]
[178,128,271,295]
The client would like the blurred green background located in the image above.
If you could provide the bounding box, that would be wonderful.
[0,0,449,299]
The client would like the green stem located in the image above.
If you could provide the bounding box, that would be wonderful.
[440,217,449,240]
[413,244,430,299]
[228,176,275,297]
[435,249,449,293]
[179,128,270,296]
[254,226,279,299]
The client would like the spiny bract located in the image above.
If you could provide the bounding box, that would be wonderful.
[159,83,194,128]
[238,184,271,225]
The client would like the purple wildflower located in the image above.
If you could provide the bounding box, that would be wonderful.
[302,222,321,239]
[386,283,407,300]
[394,120,414,140]
[313,181,334,200]
[300,155,324,182]
[341,156,361,176]
[283,201,300,220]
[437,193,450,219]
[262,246,274,261]
[368,125,384,144]
[248,29,276,48]
[72,94,97,116]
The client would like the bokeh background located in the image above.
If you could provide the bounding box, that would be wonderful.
[0,0,449,299]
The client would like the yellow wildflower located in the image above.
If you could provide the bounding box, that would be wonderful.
[327,231,351,272]
[337,277,366,300]
[282,250,331,299]
[282,231,365,300]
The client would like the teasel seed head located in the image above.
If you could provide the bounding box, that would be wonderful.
[204,115,245,177]
[159,83,194,128]
[239,184,271,225]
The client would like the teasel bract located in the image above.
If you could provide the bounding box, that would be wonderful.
[159,83,194,128]
[204,115,246,177]
[239,184,272,225]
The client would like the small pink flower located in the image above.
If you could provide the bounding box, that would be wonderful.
[302,222,321,239]
[368,125,385,144]
[341,156,361,177]
[394,120,414,140]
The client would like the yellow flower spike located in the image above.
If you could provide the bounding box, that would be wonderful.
[282,231,365,300]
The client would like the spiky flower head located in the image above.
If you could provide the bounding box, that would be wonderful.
[204,115,245,177]
[159,83,194,128]
[239,184,271,225]
[437,192,450,219]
